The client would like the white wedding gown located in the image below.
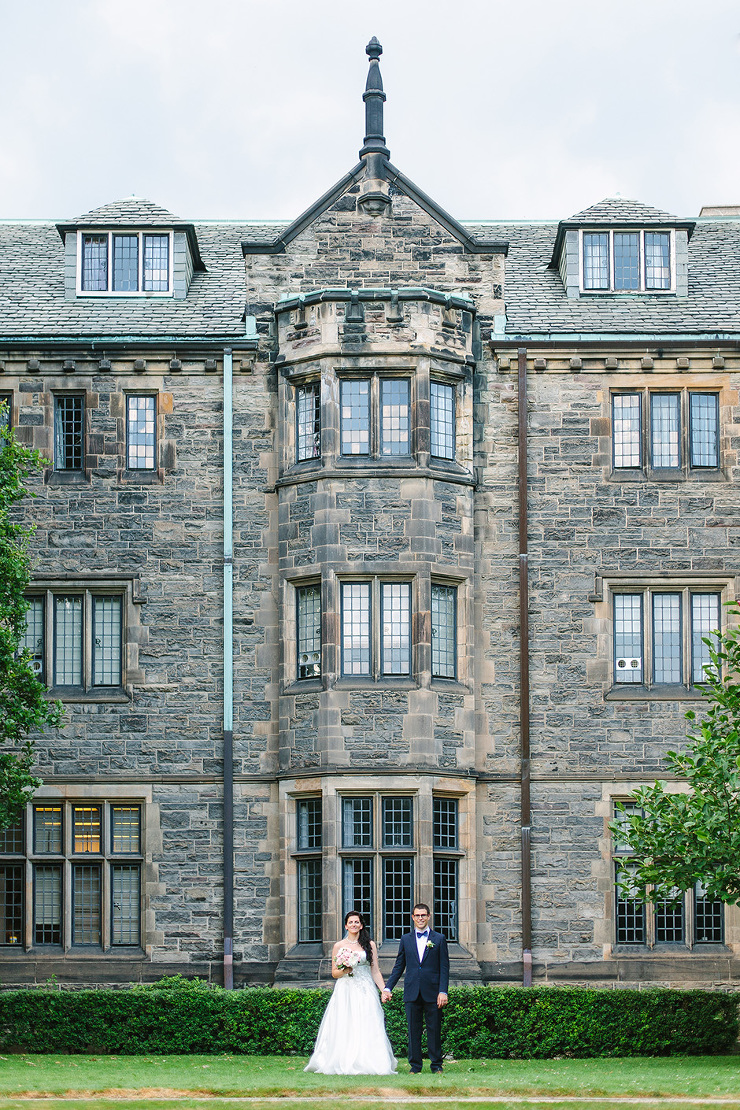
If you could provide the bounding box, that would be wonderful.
[304,952,397,1075]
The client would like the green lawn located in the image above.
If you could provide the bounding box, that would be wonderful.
[0,1053,739,1104]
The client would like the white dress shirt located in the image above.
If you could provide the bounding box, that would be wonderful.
[415,928,429,962]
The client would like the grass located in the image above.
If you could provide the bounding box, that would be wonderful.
[0,1053,739,1102]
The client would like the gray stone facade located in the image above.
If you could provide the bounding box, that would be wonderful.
[0,42,739,988]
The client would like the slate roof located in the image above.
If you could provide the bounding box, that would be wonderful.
[66,197,188,227]
[464,217,740,336]
[0,218,287,340]
[564,197,684,225]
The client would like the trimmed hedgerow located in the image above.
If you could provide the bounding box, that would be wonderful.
[0,982,736,1058]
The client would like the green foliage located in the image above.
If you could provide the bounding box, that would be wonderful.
[613,602,740,905]
[0,984,735,1058]
[0,403,63,829]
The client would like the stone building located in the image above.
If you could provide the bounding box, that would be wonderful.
[1,40,739,987]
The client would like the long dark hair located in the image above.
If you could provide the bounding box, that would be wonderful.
[344,909,372,963]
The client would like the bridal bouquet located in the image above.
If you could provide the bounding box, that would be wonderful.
[334,946,362,976]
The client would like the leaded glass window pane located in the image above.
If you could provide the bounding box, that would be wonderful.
[22,598,44,681]
[112,234,139,291]
[583,232,609,289]
[695,882,723,943]
[615,862,645,944]
[691,593,720,685]
[612,801,641,854]
[689,393,719,468]
[652,593,681,684]
[93,597,122,687]
[82,234,108,291]
[645,232,671,290]
[340,379,370,455]
[0,821,23,854]
[430,382,455,460]
[112,806,141,854]
[380,379,410,455]
[431,584,456,678]
[614,594,642,684]
[34,864,62,944]
[72,863,101,944]
[54,595,82,686]
[381,582,411,675]
[73,806,101,854]
[342,797,373,847]
[34,806,62,854]
[343,858,373,931]
[297,798,322,850]
[341,582,370,676]
[142,234,169,292]
[433,858,458,941]
[655,891,684,943]
[297,585,321,679]
[382,797,412,847]
[612,394,641,468]
[296,382,321,461]
[111,864,140,944]
[127,395,156,470]
[0,865,23,945]
[54,395,84,471]
[433,798,458,849]
[298,858,322,942]
[383,857,413,941]
[614,233,640,290]
[651,393,680,468]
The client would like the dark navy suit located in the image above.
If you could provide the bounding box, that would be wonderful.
[385,928,450,1071]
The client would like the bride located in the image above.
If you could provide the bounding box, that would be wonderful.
[304,910,397,1075]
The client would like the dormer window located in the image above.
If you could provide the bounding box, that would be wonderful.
[78,231,172,294]
[582,230,672,292]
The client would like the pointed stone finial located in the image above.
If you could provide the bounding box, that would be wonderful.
[359,37,390,161]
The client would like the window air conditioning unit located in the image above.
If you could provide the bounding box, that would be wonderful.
[616,657,641,672]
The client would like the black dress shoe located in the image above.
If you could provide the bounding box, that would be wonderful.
[409,1068,422,1074]
[431,1067,443,1073]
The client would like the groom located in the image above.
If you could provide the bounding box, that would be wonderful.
[381,903,449,1074]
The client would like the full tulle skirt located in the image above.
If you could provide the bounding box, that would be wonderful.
[304,963,397,1075]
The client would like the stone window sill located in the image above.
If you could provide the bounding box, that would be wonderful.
[606,685,705,702]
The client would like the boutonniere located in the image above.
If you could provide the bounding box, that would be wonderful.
[426,939,435,949]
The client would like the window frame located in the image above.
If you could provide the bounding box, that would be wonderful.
[611,800,723,949]
[77,229,174,297]
[125,393,158,472]
[611,389,721,475]
[580,228,675,293]
[0,392,12,433]
[340,578,414,681]
[430,380,456,461]
[295,380,321,463]
[296,582,322,682]
[0,800,144,951]
[611,586,722,691]
[24,586,127,697]
[53,393,85,473]
[339,374,413,461]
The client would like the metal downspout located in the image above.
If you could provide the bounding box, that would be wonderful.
[518,347,532,987]
[223,347,234,989]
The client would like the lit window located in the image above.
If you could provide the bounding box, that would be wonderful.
[4,802,143,950]
[613,588,721,688]
[127,395,156,470]
[430,382,455,460]
[54,395,84,472]
[296,585,321,680]
[80,231,170,294]
[583,230,672,292]
[296,382,321,461]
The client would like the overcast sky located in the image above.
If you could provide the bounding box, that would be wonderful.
[1,0,739,224]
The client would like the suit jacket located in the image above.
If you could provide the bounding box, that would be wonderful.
[385,928,450,1003]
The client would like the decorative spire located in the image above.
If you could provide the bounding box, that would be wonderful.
[359,37,390,161]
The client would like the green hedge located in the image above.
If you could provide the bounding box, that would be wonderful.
[0,982,736,1058]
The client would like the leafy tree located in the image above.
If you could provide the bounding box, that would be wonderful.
[613,602,740,905]
[0,402,63,829]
